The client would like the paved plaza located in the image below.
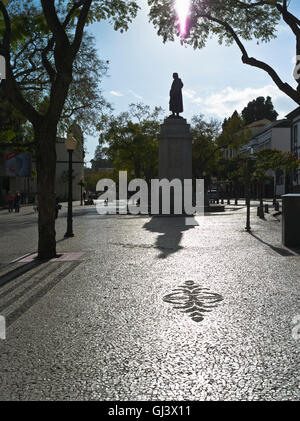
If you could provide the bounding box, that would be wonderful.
[0,203,299,400]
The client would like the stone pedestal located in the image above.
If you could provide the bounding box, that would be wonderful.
[157,117,192,214]
[156,117,224,214]
[158,117,192,181]
[282,194,300,247]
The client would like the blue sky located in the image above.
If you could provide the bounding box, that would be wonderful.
[85,0,300,165]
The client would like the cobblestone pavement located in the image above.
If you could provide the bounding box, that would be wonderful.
[0,203,299,401]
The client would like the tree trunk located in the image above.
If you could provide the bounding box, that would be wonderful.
[34,122,57,259]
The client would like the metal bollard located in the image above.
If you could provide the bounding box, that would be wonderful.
[235,199,238,205]
[265,204,269,213]
[259,206,264,219]
[274,201,279,211]
[227,199,230,205]
[221,198,224,204]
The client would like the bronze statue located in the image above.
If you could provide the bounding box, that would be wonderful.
[169,73,183,117]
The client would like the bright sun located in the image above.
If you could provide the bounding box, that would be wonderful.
[175,0,191,36]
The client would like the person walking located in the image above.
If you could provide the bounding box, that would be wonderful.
[33,193,39,213]
[55,196,61,219]
[14,191,21,213]
[6,191,14,213]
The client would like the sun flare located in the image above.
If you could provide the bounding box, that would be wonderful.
[175,0,191,36]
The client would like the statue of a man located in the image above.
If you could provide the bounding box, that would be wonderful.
[169,73,184,117]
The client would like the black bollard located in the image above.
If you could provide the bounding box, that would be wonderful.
[274,201,279,211]
[227,199,230,205]
[259,206,265,219]
[235,199,238,205]
[265,204,269,213]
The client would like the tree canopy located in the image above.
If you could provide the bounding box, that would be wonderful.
[0,32,110,149]
[190,114,221,179]
[242,96,278,125]
[97,103,164,183]
[219,110,251,149]
[255,148,300,176]
[148,0,300,104]
[0,0,139,259]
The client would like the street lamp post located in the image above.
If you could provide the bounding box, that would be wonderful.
[64,131,77,238]
[245,147,255,233]
[79,177,84,206]
[245,159,251,232]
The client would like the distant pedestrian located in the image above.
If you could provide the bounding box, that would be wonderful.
[82,190,87,203]
[87,191,93,205]
[55,196,61,219]
[14,191,21,212]
[33,193,39,213]
[6,191,14,213]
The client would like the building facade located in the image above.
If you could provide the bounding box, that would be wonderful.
[0,137,84,205]
[223,119,272,160]
[286,107,300,192]
[240,119,291,196]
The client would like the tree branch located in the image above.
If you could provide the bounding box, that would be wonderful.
[242,55,300,103]
[62,103,92,118]
[41,38,56,83]
[71,0,92,57]
[40,0,70,48]
[12,38,35,69]
[276,3,300,37]
[0,1,11,50]
[0,1,40,124]
[41,1,86,82]
[202,13,300,105]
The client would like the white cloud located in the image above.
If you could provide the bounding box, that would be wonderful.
[110,90,124,97]
[201,85,286,118]
[183,88,202,103]
[183,88,196,99]
[193,97,202,104]
[129,89,143,100]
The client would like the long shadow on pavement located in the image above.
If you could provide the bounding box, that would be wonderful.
[0,260,43,288]
[250,232,300,257]
[143,216,197,259]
